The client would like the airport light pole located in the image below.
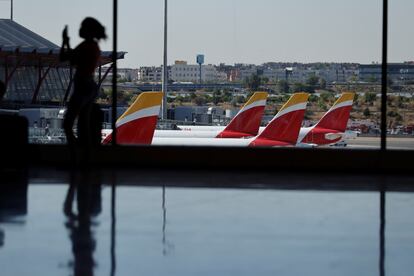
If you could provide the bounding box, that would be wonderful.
[162,0,168,120]
[10,0,13,21]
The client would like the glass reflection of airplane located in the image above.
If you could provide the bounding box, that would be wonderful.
[102,91,355,147]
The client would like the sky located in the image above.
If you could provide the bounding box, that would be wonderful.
[0,0,413,67]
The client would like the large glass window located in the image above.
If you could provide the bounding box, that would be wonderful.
[1,0,412,152]
[133,0,383,149]
[387,0,414,150]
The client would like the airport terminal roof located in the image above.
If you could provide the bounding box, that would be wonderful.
[0,19,125,67]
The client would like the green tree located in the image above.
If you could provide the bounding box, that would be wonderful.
[354,93,359,102]
[318,100,327,110]
[395,113,403,122]
[175,95,185,104]
[245,74,262,91]
[222,91,232,102]
[309,94,319,103]
[320,92,334,103]
[194,96,206,106]
[319,78,327,90]
[363,107,371,117]
[118,90,134,105]
[396,96,406,108]
[306,75,320,87]
[212,90,222,105]
[367,76,378,83]
[364,92,377,104]
[278,80,290,93]
[292,82,307,92]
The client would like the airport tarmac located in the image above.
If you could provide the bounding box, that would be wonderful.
[346,136,414,150]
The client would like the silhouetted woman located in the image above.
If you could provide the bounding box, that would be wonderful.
[0,80,5,104]
[60,18,107,147]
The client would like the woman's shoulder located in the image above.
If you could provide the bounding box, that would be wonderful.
[75,40,100,52]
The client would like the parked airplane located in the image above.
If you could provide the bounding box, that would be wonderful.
[154,91,268,138]
[101,91,351,147]
[152,93,309,147]
[165,92,355,147]
[296,92,355,146]
[102,92,163,145]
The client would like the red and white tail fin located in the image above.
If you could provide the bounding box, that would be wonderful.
[314,92,355,132]
[250,93,309,146]
[102,92,163,145]
[216,92,268,138]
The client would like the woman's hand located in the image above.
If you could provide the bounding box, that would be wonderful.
[62,25,69,45]
[60,25,71,62]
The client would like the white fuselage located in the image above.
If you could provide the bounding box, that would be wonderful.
[154,126,346,147]
[156,126,310,142]
[152,137,253,147]
[177,125,225,132]
[154,129,221,138]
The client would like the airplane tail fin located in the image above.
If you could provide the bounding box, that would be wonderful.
[217,92,268,138]
[314,92,355,132]
[251,93,309,146]
[102,92,163,145]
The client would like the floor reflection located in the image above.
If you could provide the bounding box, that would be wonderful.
[0,168,28,249]
[63,170,102,276]
[162,186,174,256]
[2,167,414,275]
[380,185,386,276]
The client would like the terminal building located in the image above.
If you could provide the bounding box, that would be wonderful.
[359,63,414,83]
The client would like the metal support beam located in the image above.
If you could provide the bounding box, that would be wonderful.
[4,56,8,87]
[112,0,118,145]
[5,58,23,86]
[380,0,388,151]
[63,67,74,104]
[98,65,102,82]
[3,55,24,95]
[31,62,52,104]
[162,0,168,120]
[98,64,114,88]
[55,67,67,103]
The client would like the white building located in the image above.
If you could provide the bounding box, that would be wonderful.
[170,61,221,83]
[138,66,163,82]
[216,71,228,82]
[117,68,139,82]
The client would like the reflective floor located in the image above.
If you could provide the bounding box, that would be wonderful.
[1,168,414,276]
